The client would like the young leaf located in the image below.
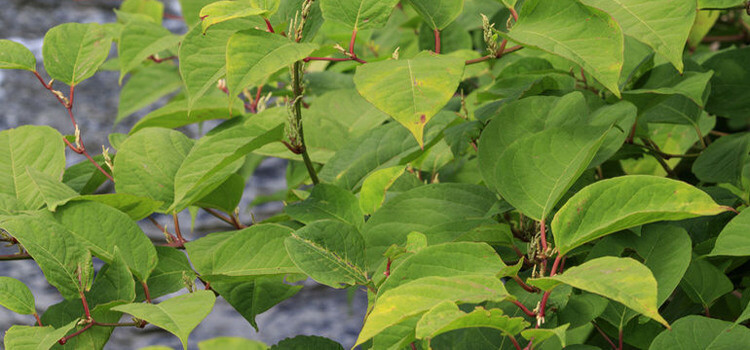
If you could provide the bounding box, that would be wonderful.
[356,275,509,346]
[415,302,528,341]
[42,23,112,85]
[319,0,399,31]
[200,1,268,33]
[405,0,464,30]
[285,220,368,288]
[0,214,93,300]
[171,123,283,212]
[0,277,36,315]
[0,39,36,71]
[528,257,669,328]
[363,183,497,269]
[225,29,317,105]
[198,337,267,350]
[0,126,66,210]
[502,0,624,96]
[353,53,465,146]
[284,183,364,228]
[551,175,729,255]
[113,128,194,211]
[578,0,695,72]
[185,224,300,278]
[3,321,77,350]
[54,201,158,281]
[710,208,750,257]
[118,19,181,83]
[113,291,217,350]
[359,166,406,215]
[25,167,79,212]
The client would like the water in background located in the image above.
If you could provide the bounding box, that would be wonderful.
[0,1,367,348]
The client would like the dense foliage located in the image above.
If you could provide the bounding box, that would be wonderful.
[2,0,750,349]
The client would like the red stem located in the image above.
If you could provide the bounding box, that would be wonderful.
[385,258,392,277]
[509,7,519,21]
[141,281,152,303]
[618,328,624,350]
[464,45,523,65]
[34,312,43,327]
[434,29,441,54]
[58,323,93,345]
[511,300,537,317]
[250,85,263,113]
[173,213,185,243]
[512,275,538,293]
[509,336,522,350]
[79,291,91,320]
[147,55,177,63]
[349,30,358,57]
[537,254,563,328]
[0,253,32,261]
[303,57,355,62]
[592,322,618,350]
[539,219,548,252]
[264,18,275,33]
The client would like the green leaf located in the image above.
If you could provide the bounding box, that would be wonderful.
[130,95,243,134]
[63,156,108,195]
[528,257,669,328]
[42,299,122,349]
[359,166,406,215]
[121,0,165,24]
[284,183,363,228]
[693,133,750,188]
[185,224,300,278]
[200,1,268,33]
[555,293,609,329]
[54,201,158,281]
[87,249,137,306]
[42,23,112,85]
[194,173,245,213]
[171,123,283,211]
[319,0,399,30]
[3,321,76,350]
[226,29,317,99]
[380,242,509,293]
[118,19,181,83]
[520,324,569,347]
[704,47,750,119]
[75,193,163,221]
[271,335,343,349]
[415,302,528,340]
[698,0,744,9]
[363,183,497,269]
[117,62,182,123]
[503,0,624,96]
[137,246,195,301]
[302,89,390,163]
[0,39,36,71]
[198,337,268,350]
[679,257,733,307]
[285,220,368,288]
[209,277,301,330]
[0,126,66,210]
[25,167,79,212]
[551,175,729,255]
[0,277,36,315]
[711,208,750,257]
[0,214,93,300]
[405,0,464,30]
[113,291,217,350]
[179,19,257,112]
[180,0,218,27]
[578,0,694,72]
[689,10,720,49]
[353,53,465,146]
[113,128,194,211]
[649,316,750,350]
[355,275,510,346]
[737,302,750,325]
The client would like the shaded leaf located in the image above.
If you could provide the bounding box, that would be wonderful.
[405,0,464,30]
[117,63,182,123]
[284,183,363,228]
[711,208,750,257]
[692,133,750,188]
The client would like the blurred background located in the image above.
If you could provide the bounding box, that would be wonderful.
[0,0,367,348]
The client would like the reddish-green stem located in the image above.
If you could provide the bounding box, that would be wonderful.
[173,212,185,243]
[79,291,91,320]
[592,322,618,350]
[511,300,537,317]
[141,281,152,303]
[264,18,275,33]
[34,312,43,327]
[537,253,563,329]
[509,335,522,350]
[434,29,441,54]
[512,275,538,293]
[0,253,32,261]
[509,7,519,21]
[58,323,93,345]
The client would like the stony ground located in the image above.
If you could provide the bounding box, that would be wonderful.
[0,1,367,348]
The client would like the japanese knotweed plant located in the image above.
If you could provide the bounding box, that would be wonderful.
[2,0,750,349]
